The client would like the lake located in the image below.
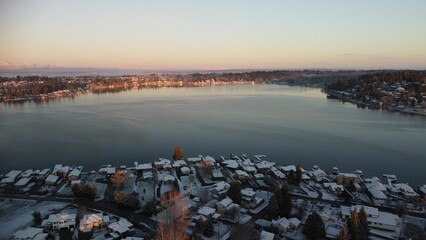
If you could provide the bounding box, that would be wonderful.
[0,84,425,185]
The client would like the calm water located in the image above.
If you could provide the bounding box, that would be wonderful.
[1,84,425,185]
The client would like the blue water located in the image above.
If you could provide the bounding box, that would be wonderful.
[1,84,425,185]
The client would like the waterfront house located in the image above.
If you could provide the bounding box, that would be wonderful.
[256,161,274,173]
[364,178,388,200]
[222,159,239,170]
[99,165,116,178]
[155,158,172,170]
[211,168,225,180]
[172,160,187,168]
[12,227,47,240]
[388,183,418,198]
[52,164,70,178]
[187,155,203,164]
[79,213,105,232]
[309,166,329,182]
[45,175,60,185]
[41,213,76,231]
[336,173,361,187]
[68,168,81,182]
[1,170,22,184]
[21,169,34,178]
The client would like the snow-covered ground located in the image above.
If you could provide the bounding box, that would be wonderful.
[0,201,69,239]
[136,180,156,206]
[0,198,36,220]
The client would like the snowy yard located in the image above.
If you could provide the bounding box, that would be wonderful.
[0,201,69,239]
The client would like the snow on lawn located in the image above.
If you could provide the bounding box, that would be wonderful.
[0,201,69,239]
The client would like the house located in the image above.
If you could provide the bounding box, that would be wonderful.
[41,213,76,231]
[45,175,60,185]
[216,197,234,213]
[108,218,134,237]
[323,183,344,195]
[99,165,116,178]
[260,230,275,240]
[271,167,286,180]
[211,168,225,180]
[235,170,250,180]
[21,169,34,178]
[288,217,301,230]
[254,173,264,180]
[1,170,22,184]
[143,172,153,180]
[15,177,31,188]
[134,162,153,173]
[222,160,239,170]
[241,188,256,202]
[341,205,399,231]
[389,183,418,198]
[336,173,361,187]
[187,155,203,163]
[272,217,290,233]
[79,213,104,232]
[163,175,175,184]
[68,169,81,182]
[256,161,274,173]
[364,178,387,200]
[172,160,187,168]
[155,158,172,170]
[52,164,70,178]
[12,227,48,240]
[210,181,230,197]
[180,166,190,175]
[309,167,328,182]
[203,156,216,165]
[242,164,257,174]
[198,206,216,216]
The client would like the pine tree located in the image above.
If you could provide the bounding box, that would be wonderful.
[295,164,303,184]
[336,225,350,240]
[358,206,369,240]
[303,211,326,240]
[227,180,242,204]
[267,194,279,217]
[348,210,360,240]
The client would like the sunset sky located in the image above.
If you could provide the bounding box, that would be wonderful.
[1,0,425,71]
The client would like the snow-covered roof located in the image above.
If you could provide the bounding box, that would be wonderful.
[180,166,190,173]
[212,168,224,178]
[256,161,274,170]
[419,184,426,194]
[187,156,203,163]
[368,211,399,227]
[255,219,272,228]
[212,181,230,192]
[235,170,249,178]
[163,175,175,182]
[42,213,76,227]
[341,205,379,218]
[155,158,171,167]
[135,162,152,171]
[365,179,387,200]
[21,169,34,178]
[289,217,301,227]
[203,155,215,163]
[217,197,233,208]
[260,230,275,240]
[15,177,31,187]
[68,169,81,177]
[390,183,418,197]
[13,227,47,240]
[143,172,153,179]
[45,175,59,183]
[254,173,264,179]
[241,188,256,198]
[6,170,22,180]
[53,164,70,174]
[79,213,103,231]
[272,217,290,229]
[242,165,257,173]
[172,160,187,167]
[338,173,359,178]
[197,206,216,216]
[280,165,296,172]
[222,160,239,169]
[108,218,133,234]
[271,167,286,179]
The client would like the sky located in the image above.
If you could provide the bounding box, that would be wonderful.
[1,0,426,71]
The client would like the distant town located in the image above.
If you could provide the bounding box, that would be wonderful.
[0,148,425,240]
[1,70,425,117]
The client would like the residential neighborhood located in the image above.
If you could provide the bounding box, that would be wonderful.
[0,152,425,239]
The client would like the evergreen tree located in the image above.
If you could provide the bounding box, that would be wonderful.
[227,180,242,204]
[303,211,326,240]
[336,225,350,240]
[204,216,215,237]
[295,164,303,184]
[32,211,42,225]
[358,206,369,240]
[267,194,279,217]
[348,211,360,240]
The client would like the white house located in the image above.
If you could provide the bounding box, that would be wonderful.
[341,205,399,231]
[45,175,60,185]
[68,169,81,182]
[41,213,76,231]
[180,166,190,175]
[52,164,70,177]
[260,230,275,240]
[79,213,104,232]
[108,218,134,236]
[235,170,250,180]
[1,170,22,184]
[216,197,233,213]
[272,217,290,233]
[256,161,274,172]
